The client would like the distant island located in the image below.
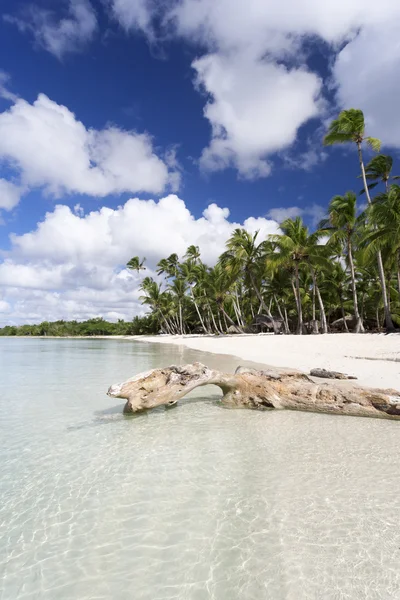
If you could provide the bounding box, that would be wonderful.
[0,316,156,337]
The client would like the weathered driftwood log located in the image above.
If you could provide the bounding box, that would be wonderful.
[107,362,400,420]
[309,368,357,380]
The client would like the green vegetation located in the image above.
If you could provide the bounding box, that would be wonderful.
[0,316,158,337]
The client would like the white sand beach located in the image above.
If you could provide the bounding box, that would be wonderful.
[136,333,400,390]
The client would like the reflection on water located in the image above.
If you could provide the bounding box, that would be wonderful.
[1,338,400,600]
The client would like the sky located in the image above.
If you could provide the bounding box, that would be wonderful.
[0,0,399,324]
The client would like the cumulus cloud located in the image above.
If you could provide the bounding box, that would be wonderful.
[0,195,279,324]
[267,203,325,227]
[194,53,321,179]
[4,0,97,59]
[0,93,179,202]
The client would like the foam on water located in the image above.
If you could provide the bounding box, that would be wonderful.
[1,338,400,600]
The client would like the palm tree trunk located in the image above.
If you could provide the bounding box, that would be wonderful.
[307,261,327,334]
[234,288,245,327]
[358,141,394,331]
[222,311,229,331]
[283,306,290,333]
[208,303,220,334]
[376,306,381,331]
[190,287,209,334]
[340,297,350,332]
[397,251,400,299]
[219,304,243,333]
[179,301,185,335]
[294,263,303,334]
[312,283,316,325]
[273,294,289,334]
[347,239,364,333]
[248,271,279,334]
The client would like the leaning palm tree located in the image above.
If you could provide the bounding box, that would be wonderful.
[324,108,394,331]
[139,277,172,334]
[319,191,364,332]
[180,260,210,334]
[359,154,400,195]
[126,256,146,272]
[324,109,381,202]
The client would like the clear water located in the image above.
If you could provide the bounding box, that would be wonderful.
[1,338,400,600]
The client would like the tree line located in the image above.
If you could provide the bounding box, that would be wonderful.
[0,316,157,337]
[128,109,400,335]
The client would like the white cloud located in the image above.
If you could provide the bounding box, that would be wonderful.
[109,0,155,35]
[0,93,179,202]
[0,195,279,324]
[0,71,18,103]
[4,0,97,59]
[194,52,321,178]
[267,203,325,227]
[333,21,400,147]
[0,180,23,211]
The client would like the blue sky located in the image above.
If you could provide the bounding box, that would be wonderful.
[0,0,399,324]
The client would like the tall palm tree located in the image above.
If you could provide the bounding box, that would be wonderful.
[324,108,394,331]
[360,154,400,195]
[320,191,364,332]
[126,256,146,272]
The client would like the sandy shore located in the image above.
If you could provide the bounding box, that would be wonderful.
[133,333,400,390]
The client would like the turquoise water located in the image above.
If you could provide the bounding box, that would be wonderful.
[1,338,400,600]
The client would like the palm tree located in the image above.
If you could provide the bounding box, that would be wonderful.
[362,184,400,299]
[206,264,243,333]
[180,260,210,334]
[184,245,201,263]
[269,217,328,334]
[320,192,364,332]
[139,277,172,334]
[324,263,351,332]
[157,253,180,279]
[126,256,146,272]
[360,154,400,195]
[168,278,187,335]
[220,228,280,331]
[324,108,394,331]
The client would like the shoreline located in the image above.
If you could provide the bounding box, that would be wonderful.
[2,333,399,390]
[131,333,400,390]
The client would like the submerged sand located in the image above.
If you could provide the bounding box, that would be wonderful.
[130,333,400,390]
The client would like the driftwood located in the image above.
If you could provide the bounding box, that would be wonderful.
[108,362,400,420]
[309,368,357,380]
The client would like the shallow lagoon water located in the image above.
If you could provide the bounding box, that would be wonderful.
[1,338,400,600]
